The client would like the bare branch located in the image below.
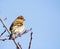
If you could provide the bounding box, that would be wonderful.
[13,28,32,39]
[0,29,6,37]
[0,38,9,41]
[13,39,22,49]
[22,28,32,35]
[17,42,22,49]
[0,18,10,34]
[28,32,33,49]
[4,17,7,21]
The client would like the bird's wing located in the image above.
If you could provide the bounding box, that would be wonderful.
[9,22,14,31]
[9,19,23,31]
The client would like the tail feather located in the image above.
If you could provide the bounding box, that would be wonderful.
[9,34,12,39]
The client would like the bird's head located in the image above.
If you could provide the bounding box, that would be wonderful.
[17,16,25,21]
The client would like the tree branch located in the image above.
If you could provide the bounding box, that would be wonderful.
[28,32,33,49]
[0,18,10,34]
[13,39,22,49]
[4,17,7,21]
[0,38,9,41]
[0,29,6,37]
[0,17,33,49]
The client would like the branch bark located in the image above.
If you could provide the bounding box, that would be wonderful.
[0,29,6,37]
[28,32,33,49]
[0,18,10,34]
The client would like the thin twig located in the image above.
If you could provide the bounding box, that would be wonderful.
[28,32,33,49]
[17,42,22,49]
[22,28,32,35]
[0,30,6,37]
[4,17,7,21]
[0,18,10,34]
[13,39,22,49]
[0,38,9,41]
[14,28,32,39]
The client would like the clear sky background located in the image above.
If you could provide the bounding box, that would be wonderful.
[0,0,60,49]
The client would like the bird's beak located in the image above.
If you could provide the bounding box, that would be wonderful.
[24,19,25,21]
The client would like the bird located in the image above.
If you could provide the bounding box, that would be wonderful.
[9,16,25,39]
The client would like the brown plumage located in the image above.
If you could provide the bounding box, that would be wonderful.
[9,16,25,39]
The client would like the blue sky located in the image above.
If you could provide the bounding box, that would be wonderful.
[0,0,60,49]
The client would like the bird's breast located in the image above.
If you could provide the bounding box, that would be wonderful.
[12,25,24,34]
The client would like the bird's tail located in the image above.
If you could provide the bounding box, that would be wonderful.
[9,34,13,39]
